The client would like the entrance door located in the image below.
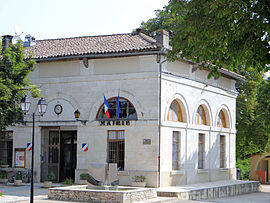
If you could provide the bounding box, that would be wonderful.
[41,128,77,182]
[60,131,77,182]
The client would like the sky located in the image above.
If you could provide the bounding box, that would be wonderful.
[0,0,169,40]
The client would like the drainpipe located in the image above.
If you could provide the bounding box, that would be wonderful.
[157,52,167,187]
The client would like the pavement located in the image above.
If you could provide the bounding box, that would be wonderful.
[0,183,270,203]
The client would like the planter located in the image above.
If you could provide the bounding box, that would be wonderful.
[131,182,146,187]
[0,178,8,184]
[14,180,22,186]
[0,165,9,168]
[78,179,88,185]
[43,181,52,188]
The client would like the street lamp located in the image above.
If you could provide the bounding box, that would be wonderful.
[74,109,87,125]
[21,96,47,203]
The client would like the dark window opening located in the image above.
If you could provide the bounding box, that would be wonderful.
[0,131,13,167]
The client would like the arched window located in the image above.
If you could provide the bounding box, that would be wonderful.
[168,100,183,122]
[217,110,226,128]
[195,105,207,125]
[96,97,137,120]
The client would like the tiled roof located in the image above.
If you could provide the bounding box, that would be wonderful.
[24,32,159,60]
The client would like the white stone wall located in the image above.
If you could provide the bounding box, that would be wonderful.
[160,60,237,186]
[8,55,238,187]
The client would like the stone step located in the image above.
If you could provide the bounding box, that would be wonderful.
[157,180,260,200]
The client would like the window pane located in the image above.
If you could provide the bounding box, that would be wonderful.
[118,131,125,140]
[109,131,116,140]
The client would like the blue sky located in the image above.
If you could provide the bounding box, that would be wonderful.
[0,0,168,40]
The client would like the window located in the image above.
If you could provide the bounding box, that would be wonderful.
[195,105,207,125]
[0,131,13,167]
[220,135,226,168]
[97,97,137,120]
[172,131,180,170]
[217,110,227,128]
[108,130,125,170]
[168,100,183,122]
[198,134,205,169]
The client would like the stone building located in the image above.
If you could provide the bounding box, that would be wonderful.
[1,29,245,187]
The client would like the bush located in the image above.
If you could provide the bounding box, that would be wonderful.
[62,178,73,185]
[80,173,88,180]
[0,171,7,179]
[0,161,8,165]
[133,175,146,182]
[46,172,55,181]
[236,158,250,180]
[0,191,3,196]
[15,171,24,180]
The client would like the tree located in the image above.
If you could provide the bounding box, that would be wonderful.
[0,41,39,130]
[141,0,270,77]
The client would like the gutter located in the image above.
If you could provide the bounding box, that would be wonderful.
[31,50,164,62]
[157,49,168,187]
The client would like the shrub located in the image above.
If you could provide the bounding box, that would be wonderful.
[133,175,146,182]
[0,191,3,196]
[15,171,24,180]
[62,178,73,185]
[46,172,55,182]
[236,158,250,180]
[0,171,7,179]
[0,161,8,165]
[80,173,88,180]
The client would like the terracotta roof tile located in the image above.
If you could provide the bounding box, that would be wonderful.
[24,33,159,60]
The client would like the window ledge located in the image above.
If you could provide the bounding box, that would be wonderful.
[219,168,229,172]
[170,169,185,175]
[117,171,129,176]
[197,169,209,174]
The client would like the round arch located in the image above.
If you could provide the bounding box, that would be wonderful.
[88,89,143,121]
[193,99,212,126]
[164,93,189,123]
[215,104,232,128]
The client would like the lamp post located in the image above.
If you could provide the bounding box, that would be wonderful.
[21,96,47,203]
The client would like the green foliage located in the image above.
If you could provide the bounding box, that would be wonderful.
[140,0,270,77]
[62,178,73,185]
[0,161,8,165]
[80,173,88,180]
[236,158,250,180]
[0,191,3,196]
[0,41,40,130]
[133,175,146,182]
[15,171,24,180]
[46,171,55,181]
[0,171,7,179]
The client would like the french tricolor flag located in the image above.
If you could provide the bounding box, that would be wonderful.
[104,96,110,119]
[82,143,88,152]
[27,142,32,151]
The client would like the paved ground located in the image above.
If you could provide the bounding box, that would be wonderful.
[0,183,269,203]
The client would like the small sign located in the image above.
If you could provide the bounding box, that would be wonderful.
[14,148,26,168]
[143,139,151,145]
[26,142,32,151]
[82,143,88,151]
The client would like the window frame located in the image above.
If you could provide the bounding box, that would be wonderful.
[168,100,183,122]
[220,135,226,168]
[172,131,180,170]
[198,134,205,169]
[107,130,125,171]
[195,105,207,125]
[217,110,227,128]
[0,131,13,167]
[96,97,137,121]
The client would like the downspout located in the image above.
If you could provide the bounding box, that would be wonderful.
[157,52,167,187]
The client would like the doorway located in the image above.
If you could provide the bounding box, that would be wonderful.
[41,128,77,182]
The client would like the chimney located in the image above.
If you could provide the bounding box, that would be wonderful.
[24,34,36,47]
[156,29,169,49]
[1,35,13,50]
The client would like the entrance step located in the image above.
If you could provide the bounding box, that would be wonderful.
[157,180,260,200]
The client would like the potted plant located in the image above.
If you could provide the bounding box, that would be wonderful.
[62,178,73,186]
[44,171,55,188]
[14,171,24,186]
[0,171,8,184]
[131,175,146,187]
[79,173,88,185]
[0,161,9,168]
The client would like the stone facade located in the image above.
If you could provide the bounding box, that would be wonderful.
[6,31,243,187]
